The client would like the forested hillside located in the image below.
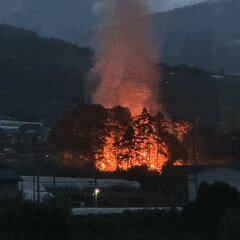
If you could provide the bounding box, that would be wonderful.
[151,0,240,73]
[0,24,239,132]
[0,24,92,121]
[2,0,240,73]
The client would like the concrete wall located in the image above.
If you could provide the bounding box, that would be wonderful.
[188,167,240,201]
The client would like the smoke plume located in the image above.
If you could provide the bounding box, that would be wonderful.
[88,0,162,116]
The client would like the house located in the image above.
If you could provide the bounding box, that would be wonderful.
[19,176,140,203]
[165,165,240,204]
[0,119,49,154]
[187,166,240,201]
[21,176,141,191]
[20,176,52,202]
[0,170,22,200]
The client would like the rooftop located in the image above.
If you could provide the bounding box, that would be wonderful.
[0,170,22,181]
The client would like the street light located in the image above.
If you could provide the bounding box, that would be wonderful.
[94,188,100,208]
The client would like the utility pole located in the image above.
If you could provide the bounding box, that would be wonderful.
[53,176,56,191]
[37,175,40,202]
[94,178,100,208]
[35,131,41,203]
[33,176,35,201]
[170,154,175,209]
[168,143,175,209]
[192,118,199,194]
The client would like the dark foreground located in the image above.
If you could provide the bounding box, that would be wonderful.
[0,182,240,240]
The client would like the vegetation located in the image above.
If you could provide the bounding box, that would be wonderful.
[2,0,240,74]
[0,199,72,240]
[0,24,234,124]
[0,24,238,133]
[0,24,92,121]
[0,182,239,239]
[0,24,238,167]
[51,105,189,172]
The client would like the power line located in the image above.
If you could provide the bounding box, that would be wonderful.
[93,85,240,107]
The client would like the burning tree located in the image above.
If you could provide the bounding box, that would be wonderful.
[51,105,191,172]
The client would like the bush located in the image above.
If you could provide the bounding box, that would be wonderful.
[0,201,73,240]
[182,182,240,239]
[221,208,240,240]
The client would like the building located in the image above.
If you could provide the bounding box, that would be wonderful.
[188,166,240,201]
[0,120,43,128]
[0,170,22,200]
[19,176,140,203]
[20,176,52,202]
[0,119,49,154]
[21,176,141,191]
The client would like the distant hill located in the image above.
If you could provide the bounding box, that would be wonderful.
[151,0,240,73]
[0,0,98,46]
[0,25,92,121]
[0,24,239,131]
[1,0,240,72]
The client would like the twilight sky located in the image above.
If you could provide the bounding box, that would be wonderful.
[148,0,207,11]
[93,0,208,14]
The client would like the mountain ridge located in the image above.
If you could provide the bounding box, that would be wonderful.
[0,24,92,121]
[1,0,239,69]
[0,24,239,130]
[150,0,240,73]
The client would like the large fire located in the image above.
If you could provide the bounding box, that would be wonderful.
[56,106,191,172]
[82,0,191,172]
[95,108,191,172]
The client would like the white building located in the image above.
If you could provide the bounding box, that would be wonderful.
[188,166,240,201]
[19,176,141,202]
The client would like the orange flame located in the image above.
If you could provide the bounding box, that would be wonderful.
[96,111,172,172]
[60,110,191,172]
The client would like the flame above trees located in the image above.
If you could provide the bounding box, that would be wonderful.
[83,0,176,171]
[88,0,162,116]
